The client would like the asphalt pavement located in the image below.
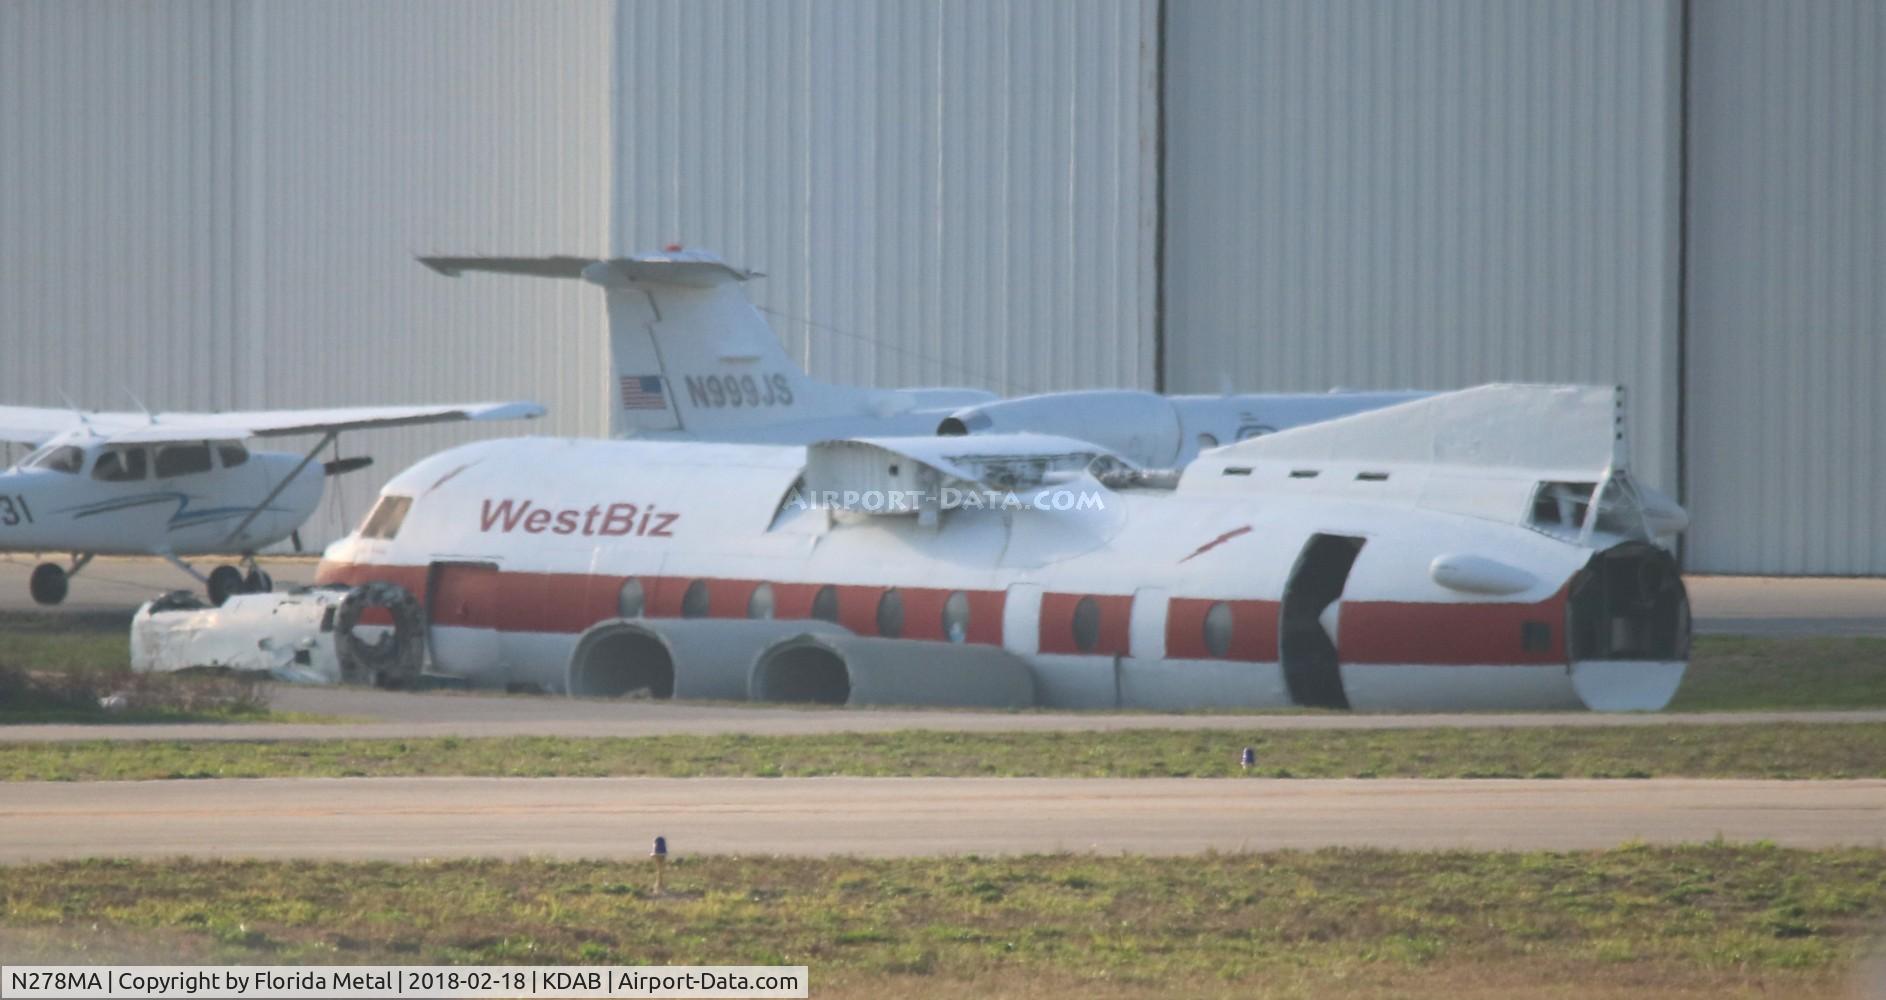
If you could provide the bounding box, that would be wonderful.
[2,777,1880,861]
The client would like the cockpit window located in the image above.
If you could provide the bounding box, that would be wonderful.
[92,446,148,482]
[359,494,413,540]
[154,443,213,478]
[216,442,249,468]
[25,445,84,474]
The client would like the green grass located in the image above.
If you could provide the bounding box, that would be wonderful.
[0,610,131,674]
[3,846,1882,998]
[6,722,1886,781]
[1668,636,1886,711]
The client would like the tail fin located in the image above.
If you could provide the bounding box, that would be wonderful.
[421,250,877,438]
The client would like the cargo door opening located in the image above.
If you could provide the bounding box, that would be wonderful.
[1280,534,1364,709]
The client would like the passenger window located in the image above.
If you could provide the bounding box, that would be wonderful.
[217,442,249,468]
[618,578,645,617]
[1072,596,1101,652]
[681,579,710,618]
[941,591,970,643]
[876,589,905,638]
[92,447,148,482]
[1203,602,1233,658]
[27,445,84,474]
[358,495,413,540]
[154,443,213,478]
[811,585,840,623]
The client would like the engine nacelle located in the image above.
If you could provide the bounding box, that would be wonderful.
[566,618,847,700]
[938,390,1185,468]
[751,633,1037,708]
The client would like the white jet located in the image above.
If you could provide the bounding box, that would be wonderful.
[284,383,1693,712]
[420,249,1428,466]
[0,401,542,605]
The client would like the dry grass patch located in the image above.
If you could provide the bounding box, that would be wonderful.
[2,846,1882,998]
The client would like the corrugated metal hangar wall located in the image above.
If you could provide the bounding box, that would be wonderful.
[611,0,1159,396]
[3,1,1880,573]
[1685,0,1886,575]
[1164,0,1683,492]
[0,0,612,547]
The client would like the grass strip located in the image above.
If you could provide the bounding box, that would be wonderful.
[5,723,1886,781]
[3,846,1883,998]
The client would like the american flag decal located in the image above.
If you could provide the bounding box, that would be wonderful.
[619,374,667,410]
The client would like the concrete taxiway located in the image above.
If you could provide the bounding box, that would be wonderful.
[1,777,1880,861]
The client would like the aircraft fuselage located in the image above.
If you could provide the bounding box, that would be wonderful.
[316,435,1690,712]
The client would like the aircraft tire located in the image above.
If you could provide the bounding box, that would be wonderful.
[206,565,245,606]
[244,568,273,594]
[28,563,67,606]
[333,582,426,689]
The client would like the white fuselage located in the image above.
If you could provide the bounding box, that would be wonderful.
[0,435,323,556]
[317,436,1690,712]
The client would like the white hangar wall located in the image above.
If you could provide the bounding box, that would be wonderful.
[1685,0,1886,575]
[0,0,612,548]
[611,0,1160,397]
[1160,0,1685,494]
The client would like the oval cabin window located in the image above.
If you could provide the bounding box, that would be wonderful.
[681,579,710,618]
[1072,596,1101,652]
[941,591,971,643]
[811,585,840,623]
[618,578,645,618]
[876,589,905,638]
[1203,601,1233,658]
[748,582,776,620]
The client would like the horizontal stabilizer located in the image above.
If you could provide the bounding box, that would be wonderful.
[419,249,758,289]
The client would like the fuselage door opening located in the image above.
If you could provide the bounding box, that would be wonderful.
[1279,533,1366,709]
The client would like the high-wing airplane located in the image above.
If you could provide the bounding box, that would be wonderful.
[298,384,1693,712]
[420,249,1429,467]
[0,401,543,605]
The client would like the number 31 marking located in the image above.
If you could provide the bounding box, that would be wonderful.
[0,494,33,526]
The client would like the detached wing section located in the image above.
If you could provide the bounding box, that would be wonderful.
[99,402,545,444]
[0,405,86,446]
[1180,384,1687,546]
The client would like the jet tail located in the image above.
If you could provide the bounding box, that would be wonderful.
[420,250,881,438]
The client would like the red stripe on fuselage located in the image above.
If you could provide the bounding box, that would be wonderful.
[316,560,1567,666]
[1339,590,1568,665]
[1166,597,1282,660]
[1037,592,1133,656]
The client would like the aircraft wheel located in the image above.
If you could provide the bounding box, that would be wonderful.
[244,568,273,594]
[28,563,68,606]
[207,565,245,606]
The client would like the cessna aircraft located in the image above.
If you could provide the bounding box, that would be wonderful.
[304,383,1693,712]
[420,249,1428,465]
[0,401,542,605]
